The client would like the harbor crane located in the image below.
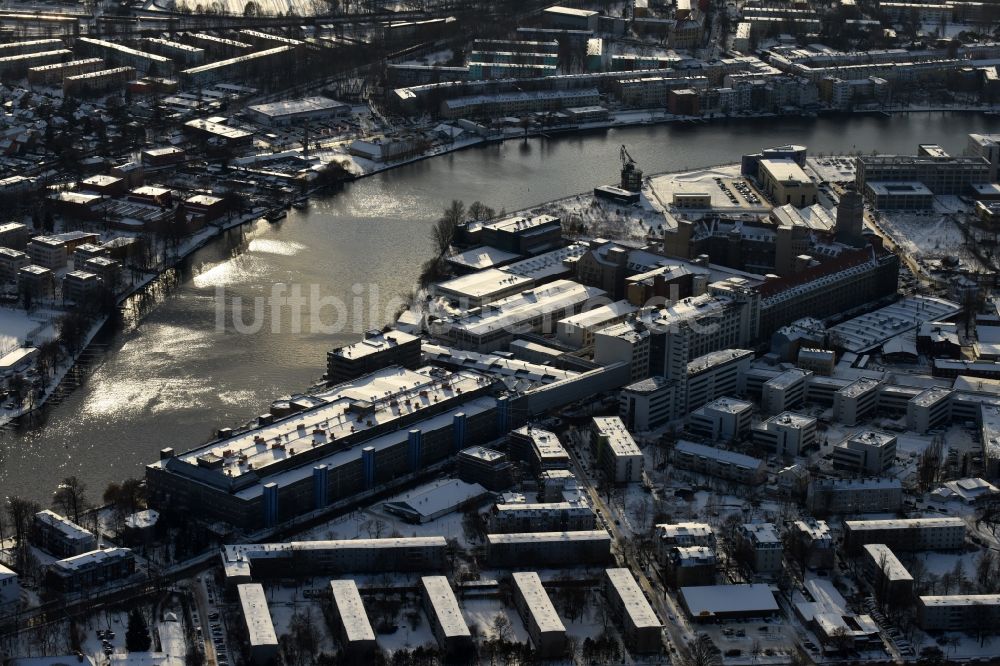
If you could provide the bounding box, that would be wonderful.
[619,144,643,192]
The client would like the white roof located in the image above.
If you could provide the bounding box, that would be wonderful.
[845,517,965,531]
[248,96,349,119]
[421,576,471,639]
[436,268,532,301]
[592,416,642,457]
[447,245,520,270]
[680,584,779,616]
[558,300,637,329]
[512,572,565,634]
[605,568,662,630]
[760,158,812,184]
[675,440,764,470]
[486,529,610,544]
[237,584,278,648]
[330,580,376,643]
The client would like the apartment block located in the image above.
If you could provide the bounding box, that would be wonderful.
[844,518,966,554]
[806,478,903,514]
[604,568,662,653]
[738,522,783,573]
[591,416,644,484]
[512,572,566,658]
[672,440,766,485]
[421,576,473,661]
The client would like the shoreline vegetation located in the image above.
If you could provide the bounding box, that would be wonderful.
[4,105,996,429]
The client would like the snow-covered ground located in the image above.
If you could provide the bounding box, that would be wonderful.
[876,198,988,273]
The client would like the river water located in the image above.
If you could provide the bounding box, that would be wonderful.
[2,112,998,503]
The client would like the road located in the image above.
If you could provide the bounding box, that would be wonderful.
[562,428,692,662]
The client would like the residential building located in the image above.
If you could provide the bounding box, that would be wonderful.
[655,522,715,562]
[26,236,67,270]
[237,584,279,665]
[917,595,1000,631]
[488,498,594,533]
[62,270,102,305]
[665,546,717,587]
[221,537,448,584]
[32,510,96,559]
[843,518,966,554]
[0,248,28,283]
[485,530,612,567]
[17,265,54,300]
[806,478,903,514]
[738,522,783,573]
[512,572,566,658]
[791,518,834,569]
[0,223,29,250]
[46,548,135,594]
[329,580,377,657]
[0,564,19,607]
[863,544,913,601]
[591,416,643,483]
[421,576,473,661]
[604,568,662,653]
[672,440,766,485]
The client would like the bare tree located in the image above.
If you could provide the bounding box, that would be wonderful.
[52,476,88,526]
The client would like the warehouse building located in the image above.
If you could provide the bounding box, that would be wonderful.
[680,584,780,621]
[512,572,566,658]
[247,96,351,127]
[329,579,377,657]
[237,583,279,665]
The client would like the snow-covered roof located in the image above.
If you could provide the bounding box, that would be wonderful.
[680,584,779,616]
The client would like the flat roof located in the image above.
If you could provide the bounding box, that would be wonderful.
[513,426,568,460]
[701,397,753,414]
[329,329,418,360]
[330,580,376,643]
[920,594,1000,607]
[436,268,532,301]
[764,411,816,429]
[845,517,965,530]
[544,5,598,17]
[605,568,663,630]
[248,96,349,119]
[481,213,560,234]
[680,584,779,617]
[421,576,471,639]
[760,157,812,184]
[501,241,589,281]
[51,547,131,572]
[592,416,642,457]
[838,377,881,398]
[447,245,521,270]
[512,572,565,634]
[867,181,933,196]
[77,37,171,64]
[862,544,913,581]
[675,440,763,470]
[486,529,610,544]
[237,583,278,648]
[558,300,637,329]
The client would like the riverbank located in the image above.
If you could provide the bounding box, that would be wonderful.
[0,208,268,428]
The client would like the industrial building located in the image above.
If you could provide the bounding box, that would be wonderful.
[329,580,377,657]
[326,329,421,384]
[512,572,566,658]
[237,583,279,665]
[147,366,506,529]
[507,426,570,473]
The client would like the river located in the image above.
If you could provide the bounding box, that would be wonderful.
[2,112,998,504]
